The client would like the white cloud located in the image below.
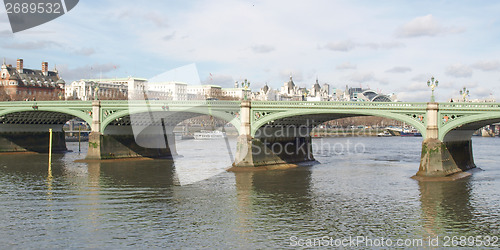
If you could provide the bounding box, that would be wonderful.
[348,71,376,83]
[336,62,357,70]
[3,1,499,103]
[142,12,169,28]
[57,63,120,82]
[115,9,169,28]
[0,8,9,24]
[0,30,13,37]
[251,44,275,53]
[397,91,429,102]
[411,74,432,82]
[3,40,61,50]
[324,40,356,52]
[437,79,454,89]
[279,70,303,83]
[201,74,235,88]
[463,82,478,88]
[362,42,404,50]
[446,63,473,78]
[471,60,500,71]
[163,32,176,41]
[396,14,465,38]
[407,82,429,91]
[385,66,412,73]
[73,47,95,56]
[323,41,403,52]
[474,87,494,98]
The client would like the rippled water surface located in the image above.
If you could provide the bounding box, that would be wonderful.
[0,136,499,248]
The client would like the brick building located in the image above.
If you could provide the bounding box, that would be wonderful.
[0,59,65,101]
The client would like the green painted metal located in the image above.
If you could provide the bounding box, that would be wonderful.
[2,100,500,141]
[100,100,241,133]
[438,103,500,140]
[250,101,428,137]
[0,100,242,134]
[0,101,93,125]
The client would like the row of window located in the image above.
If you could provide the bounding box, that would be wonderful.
[4,89,61,96]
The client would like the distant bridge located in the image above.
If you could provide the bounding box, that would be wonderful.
[1,100,500,179]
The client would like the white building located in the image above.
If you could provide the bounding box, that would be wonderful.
[143,81,188,100]
[186,85,222,100]
[66,78,146,100]
[254,84,279,101]
[221,88,246,100]
[307,78,330,101]
[279,75,306,101]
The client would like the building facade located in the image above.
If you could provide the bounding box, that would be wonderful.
[186,85,222,100]
[279,75,306,101]
[66,77,146,100]
[143,81,188,100]
[0,59,65,100]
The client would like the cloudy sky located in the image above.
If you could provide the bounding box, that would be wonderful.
[1,0,500,101]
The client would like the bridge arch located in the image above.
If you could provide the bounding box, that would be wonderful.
[440,113,500,141]
[250,109,426,137]
[0,102,94,153]
[0,107,93,127]
[100,106,241,134]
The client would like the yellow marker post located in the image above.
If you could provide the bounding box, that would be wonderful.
[48,128,53,170]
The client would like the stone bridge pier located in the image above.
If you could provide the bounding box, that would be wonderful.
[0,100,492,178]
[232,101,315,169]
[414,102,475,179]
[86,101,176,160]
[232,101,478,179]
[0,123,66,153]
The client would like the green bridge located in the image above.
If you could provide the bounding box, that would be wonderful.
[1,100,499,179]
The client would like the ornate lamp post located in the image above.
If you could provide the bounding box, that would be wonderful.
[427,76,439,102]
[459,87,469,102]
[241,79,250,100]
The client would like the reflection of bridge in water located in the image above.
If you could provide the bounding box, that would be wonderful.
[1,100,500,179]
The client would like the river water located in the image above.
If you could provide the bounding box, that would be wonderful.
[0,136,499,248]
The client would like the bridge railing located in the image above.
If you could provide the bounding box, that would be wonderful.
[4,100,500,110]
[0,100,242,108]
[121,100,241,105]
[0,100,91,107]
[251,101,428,109]
[439,102,500,110]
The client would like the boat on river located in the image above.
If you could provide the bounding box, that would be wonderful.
[377,131,392,137]
[386,127,402,136]
[193,130,226,140]
[401,129,422,137]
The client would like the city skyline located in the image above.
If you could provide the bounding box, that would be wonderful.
[1,0,500,102]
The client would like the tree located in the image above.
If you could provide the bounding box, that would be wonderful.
[0,86,11,101]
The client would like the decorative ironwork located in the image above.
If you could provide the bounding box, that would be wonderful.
[406,113,426,124]
[254,111,276,121]
[102,110,118,119]
[440,114,463,125]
